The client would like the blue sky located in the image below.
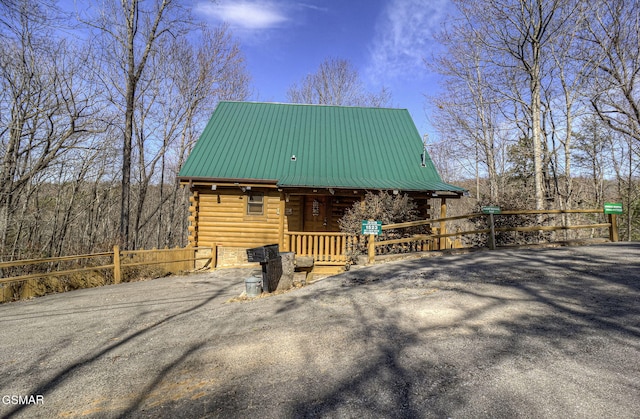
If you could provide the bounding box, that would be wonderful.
[193,0,454,138]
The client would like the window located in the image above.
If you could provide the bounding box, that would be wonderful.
[247,192,264,215]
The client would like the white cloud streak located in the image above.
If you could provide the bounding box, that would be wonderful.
[367,0,452,81]
[195,1,289,30]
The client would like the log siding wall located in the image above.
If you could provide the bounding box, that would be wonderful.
[192,188,280,248]
[186,186,439,267]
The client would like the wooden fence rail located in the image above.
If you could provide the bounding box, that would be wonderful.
[369,209,616,263]
[0,245,213,303]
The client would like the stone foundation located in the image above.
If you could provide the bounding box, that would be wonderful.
[216,246,260,268]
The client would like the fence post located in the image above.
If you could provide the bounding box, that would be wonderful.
[113,245,121,284]
[211,243,217,270]
[367,234,375,264]
[488,213,496,250]
[439,198,447,250]
[609,214,619,242]
[431,227,439,250]
[20,279,34,300]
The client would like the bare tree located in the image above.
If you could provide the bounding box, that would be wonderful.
[584,0,640,144]
[429,22,508,202]
[120,24,250,250]
[0,1,96,258]
[0,0,251,260]
[158,26,250,248]
[82,0,190,248]
[606,128,640,240]
[573,116,610,206]
[0,0,56,32]
[449,0,581,210]
[543,24,591,211]
[578,0,640,239]
[287,57,391,107]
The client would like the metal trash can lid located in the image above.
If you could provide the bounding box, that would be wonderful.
[245,276,261,284]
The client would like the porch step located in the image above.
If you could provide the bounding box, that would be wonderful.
[314,261,348,266]
[307,264,345,282]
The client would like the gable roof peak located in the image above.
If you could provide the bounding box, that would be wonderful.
[179,101,465,193]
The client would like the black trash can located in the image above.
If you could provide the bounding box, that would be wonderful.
[246,244,282,293]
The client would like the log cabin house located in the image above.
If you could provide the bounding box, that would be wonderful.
[178,101,464,271]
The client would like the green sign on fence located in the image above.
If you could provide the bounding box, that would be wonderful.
[604,202,623,215]
[481,206,501,214]
[361,220,382,235]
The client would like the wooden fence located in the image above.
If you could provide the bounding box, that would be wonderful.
[284,209,616,266]
[367,209,617,263]
[0,245,213,303]
[1,209,618,302]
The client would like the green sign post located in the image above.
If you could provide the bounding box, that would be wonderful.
[481,206,501,214]
[362,220,382,265]
[604,203,622,242]
[361,220,382,235]
[604,203,623,215]
[480,206,501,250]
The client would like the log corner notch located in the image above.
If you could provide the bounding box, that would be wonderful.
[188,190,199,246]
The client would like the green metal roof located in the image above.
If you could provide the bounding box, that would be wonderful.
[178,101,465,193]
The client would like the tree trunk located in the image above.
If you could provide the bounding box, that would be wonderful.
[531,56,545,211]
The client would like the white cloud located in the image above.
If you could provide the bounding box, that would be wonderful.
[195,1,288,30]
[297,3,329,13]
[367,0,452,81]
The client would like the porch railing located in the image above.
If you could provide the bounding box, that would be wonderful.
[284,232,356,265]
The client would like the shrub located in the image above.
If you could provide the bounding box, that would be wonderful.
[339,192,429,262]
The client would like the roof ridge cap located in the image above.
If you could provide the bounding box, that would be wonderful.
[219,100,406,111]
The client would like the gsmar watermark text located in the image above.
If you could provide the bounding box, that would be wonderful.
[2,395,44,405]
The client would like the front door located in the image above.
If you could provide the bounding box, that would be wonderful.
[303,196,329,231]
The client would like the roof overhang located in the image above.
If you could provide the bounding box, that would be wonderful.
[180,176,465,199]
[427,191,466,199]
[178,176,279,188]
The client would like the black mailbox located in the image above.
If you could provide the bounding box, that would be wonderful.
[246,244,282,293]
[246,247,268,263]
[246,244,279,263]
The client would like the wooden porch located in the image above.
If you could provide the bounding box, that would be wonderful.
[277,193,442,270]
[283,231,356,265]
[282,229,445,268]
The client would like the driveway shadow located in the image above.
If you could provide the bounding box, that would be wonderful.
[2,245,639,418]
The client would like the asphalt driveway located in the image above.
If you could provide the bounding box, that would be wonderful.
[1,243,639,418]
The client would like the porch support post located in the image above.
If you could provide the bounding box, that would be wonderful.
[279,191,287,250]
[439,198,447,250]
